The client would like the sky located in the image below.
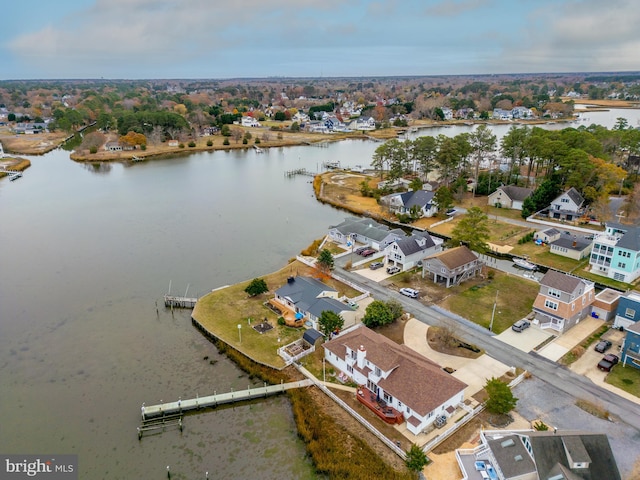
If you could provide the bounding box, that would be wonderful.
[2,0,639,80]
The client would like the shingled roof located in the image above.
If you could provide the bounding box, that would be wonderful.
[539,270,591,294]
[323,326,467,417]
[426,246,477,270]
[497,185,533,202]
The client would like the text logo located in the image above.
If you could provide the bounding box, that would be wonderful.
[1,455,77,479]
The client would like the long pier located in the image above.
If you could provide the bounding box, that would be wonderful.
[164,294,198,308]
[141,379,313,420]
[284,168,316,177]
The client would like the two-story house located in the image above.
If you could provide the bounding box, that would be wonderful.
[612,291,640,330]
[589,222,640,283]
[621,322,640,369]
[532,270,595,333]
[422,246,482,288]
[548,187,585,221]
[380,190,438,218]
[323,325,467,435]
[384,232,443,271]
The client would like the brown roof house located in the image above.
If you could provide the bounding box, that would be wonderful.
[488,185,533,210]
[456,429,621,480]
[323,325,467,435]
[421,246,483,287]
[532,270,595,333]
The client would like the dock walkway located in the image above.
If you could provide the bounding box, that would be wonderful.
[141,379,313,420]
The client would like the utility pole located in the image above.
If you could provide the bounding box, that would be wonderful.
[490,290,499,332]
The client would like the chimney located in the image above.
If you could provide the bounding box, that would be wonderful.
[356,344,366,369]
[572,236,577,248]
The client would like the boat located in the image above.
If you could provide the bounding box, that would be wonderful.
[8,172,22,181]
[513,257,537,271]
[253,145,263,153]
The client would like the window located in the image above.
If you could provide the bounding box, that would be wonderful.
[618,262,626,269]
[571,302,575,311]
[351,350,356,360]
[548,288,561,298]
[545,299,558,310]
[383,392,392,403]
[347,365,353,373]
[375,367,381,377]
[626,308,636,319]
[614,272,626,281]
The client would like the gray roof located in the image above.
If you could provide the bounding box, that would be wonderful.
[399,190,435,209]
[486,435,536,479]
[497,185,533,201]
[542,228,561,236]
[615,225,640,251]
[565,187,585,207]
[552,235,591,251]
[275,276,346,318]
[303,328,324,344]
[330,217,405,243]
[529,432,621,480]
[393,232,436,256]
[539,270,590,294]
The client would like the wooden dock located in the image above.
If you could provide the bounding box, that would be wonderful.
[163,295,198,308]
[284,168,316,177]
[141,379,313,421]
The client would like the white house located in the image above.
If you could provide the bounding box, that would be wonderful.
[241,116,261,127]
[327,217,405,251]
[384,231,443,271]
[380,190,438,218]
[348,116,376,131]
[548,187,585,221]
[487,185,533,210]
[323,325,467,435]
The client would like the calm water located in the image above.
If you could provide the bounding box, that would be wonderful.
[0,108,636,479]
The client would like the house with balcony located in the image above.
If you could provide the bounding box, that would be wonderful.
[612,291,640,330]
[532,270,595,333]
[548,187,585,222]
[422,246,483,288]
[384,231,443,271]
[327,217,405,251]
[589,222,640,283]
[323,324,467,435]
[456,429,621,480]
[272,276,357,330]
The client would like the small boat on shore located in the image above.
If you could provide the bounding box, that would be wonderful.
[513,257,537,271]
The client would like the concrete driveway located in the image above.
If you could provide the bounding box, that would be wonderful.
[404,318,511,399]
[495,324,554,354]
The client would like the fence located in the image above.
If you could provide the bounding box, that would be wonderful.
[421,403,485,453]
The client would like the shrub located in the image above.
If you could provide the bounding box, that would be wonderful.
[277,317,285,326]
[223,138,230,146]
[89,146,97,154]
[188,141,196,148]
[178,143,185,148]
[140,144,146,151]
[242,138,248,145]
[206,139,213,147]
[255,137,261,144]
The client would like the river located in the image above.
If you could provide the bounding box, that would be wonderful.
[0,107,638,479]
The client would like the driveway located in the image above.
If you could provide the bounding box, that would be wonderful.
[404,319,511,399]
[495,324,554,353]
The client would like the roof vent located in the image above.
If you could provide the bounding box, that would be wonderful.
[359,345,366,351]
[514,455,523,462]
[501,438,515,448]
[287,276,295,284]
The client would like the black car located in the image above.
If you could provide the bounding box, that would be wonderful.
[597,354,619,372]
[594,340,612,353]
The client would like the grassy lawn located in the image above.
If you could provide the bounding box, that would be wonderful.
[192,260,360,368]
[439,270,538,333]
[509,244,584,271]
[607,364,640,398]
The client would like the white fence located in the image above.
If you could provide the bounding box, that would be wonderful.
[421,403,485,453]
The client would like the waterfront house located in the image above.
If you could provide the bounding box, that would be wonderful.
[327,217,405,251]
[487,185,533,210]
[534,227,561,244]
[621,321,640,369]
[384,231,443,271]
[549,234,592,260]
[548,187,585,221]
[456,429,621,480]
[348,116,376,131]
[323,325,467,435]
[589,222,640,283]
[380,189,438,218]
[532,270,595,333]
[422,246,482,288]
[241,116,261,127]
[273,276,356,331]
[104,141,122,152]
[167,139,179,147]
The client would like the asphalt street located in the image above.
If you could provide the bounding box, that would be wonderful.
[334,265,640,432]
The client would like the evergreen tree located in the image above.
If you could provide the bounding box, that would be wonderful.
[484,377,518,415]
[450,207,490,252]
[318,310,344,337]
[244,278,268,297]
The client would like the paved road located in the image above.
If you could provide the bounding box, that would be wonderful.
[335,265,640,432]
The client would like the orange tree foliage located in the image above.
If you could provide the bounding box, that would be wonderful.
[119,131,147,148]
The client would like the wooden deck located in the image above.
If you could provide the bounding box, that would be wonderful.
[356,387,404,425]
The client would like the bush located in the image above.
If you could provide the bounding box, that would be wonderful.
[188,141,196,148]
[242,138,248,145]
[277,317,285,326]
[255,138,261,144]
[89,146,97,154]
[223,138,230,146]
[178,143,185,148]
[206,139,213,147]
[140,144,146,151]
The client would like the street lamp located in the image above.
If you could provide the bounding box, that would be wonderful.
[237,324,242,344]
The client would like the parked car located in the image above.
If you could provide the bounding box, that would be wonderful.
[594,340,612,353]
[399,288,419,298]
[354,246,368,254]
[386,265,401,275]
[446,208,457,216]
[511,320,530,332]
[369,262,384,270]
[360,249,376,257]
[597,354,619,372]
